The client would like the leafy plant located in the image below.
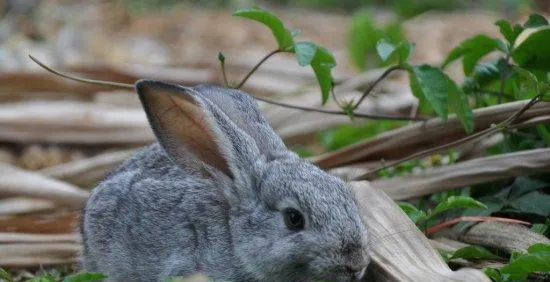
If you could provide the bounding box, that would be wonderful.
[231,8,336,104]
[399,195,487,232]
[484,243,550,282]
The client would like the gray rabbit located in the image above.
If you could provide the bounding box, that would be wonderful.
[81,80,370,282]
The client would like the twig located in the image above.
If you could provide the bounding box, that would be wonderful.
[426,216,530,236]
[28,55,134,89]
[498,55,511,104]
[253,95,426,121]
[235,49,281,89]
[353,65,405,110]
[30,55,425,121]
[360,94,542,177]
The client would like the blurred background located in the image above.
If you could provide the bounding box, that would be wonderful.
[0,0,549,280]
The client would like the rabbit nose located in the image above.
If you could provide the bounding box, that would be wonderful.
[345,265,367,281]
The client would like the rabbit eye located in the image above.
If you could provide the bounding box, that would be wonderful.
[283,208,305,230]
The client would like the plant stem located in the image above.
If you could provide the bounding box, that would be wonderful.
[498,55,511,104]
[220,59,229,87]
[252,95,426,121]
[425,216,530,236]
[353,65,405,110]
[358,95,542,179]
[235,49,281,89]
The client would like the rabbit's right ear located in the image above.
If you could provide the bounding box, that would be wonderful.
[135,80,259,180]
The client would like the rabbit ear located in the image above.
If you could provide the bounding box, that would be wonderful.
[192,84,293,160]
[135,80,259,179]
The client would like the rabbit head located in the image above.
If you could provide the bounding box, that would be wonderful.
[136,81,369,282]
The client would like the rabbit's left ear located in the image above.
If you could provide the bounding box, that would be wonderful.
[135,80,260,182]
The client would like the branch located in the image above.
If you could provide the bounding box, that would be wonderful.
[253,95,426,121]
[28,55,134,89]
[426,216,530,236]
[353,65,405,110]
[29,55,426,122]
[360,94,542,178]
[235,49,281,89]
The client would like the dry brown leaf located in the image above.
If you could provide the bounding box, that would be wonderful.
[39,148,137,188]
[0,212,78,234]
[0,164,88,207]
[368,148,550,200]
[350,182,489,281]
[458,222,550,254]
[313,101,550,169]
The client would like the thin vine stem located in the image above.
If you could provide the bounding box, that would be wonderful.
[357,94,542,179]
[235,49,281,89]
[353,65,406,110]
[253,95,427,121]
[29,55,425,121]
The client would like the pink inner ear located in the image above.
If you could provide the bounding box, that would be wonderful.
[141,85,231,176]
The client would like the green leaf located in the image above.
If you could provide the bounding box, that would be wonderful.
[514,65,539,92]
[509,191,550,217]
[309,46,336,104]
[409,65,449,120]
[294,42,318,67]
[513,26,550,71]
[62,273,107,282]
[217,52,225,63]
[484,268,504,282]
[495,19,524,45]
[430,196,487,218]
[446,76,474,133]
[500,248,550,280]
[376,39,397,62]
[442,35,502,75]
[531,223,549,235]
[528,243,550,254]
[347,11,378,71]
[451,246,500,260]
[398,202,427,224]
[376,39,413,65]
[0,268,13,282]
[524,14,549,28]
[26,277,56,282]
[233,8,294,50]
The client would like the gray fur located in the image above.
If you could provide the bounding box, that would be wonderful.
[81,81,369,282]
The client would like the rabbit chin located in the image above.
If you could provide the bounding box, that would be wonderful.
[232,237,368,282]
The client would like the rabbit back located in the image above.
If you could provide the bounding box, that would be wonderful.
[81,143,241,281]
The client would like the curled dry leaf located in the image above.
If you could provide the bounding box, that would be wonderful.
[0,212,78,234]
[39,148,137,188]
[0,164,88,207]
[313,100,550,169]
[368,148,550,200]
[0,198,55,216]
[349,182,489,281]
[0,101,154,144]
[0,243,80,267]
[458,221,550,254]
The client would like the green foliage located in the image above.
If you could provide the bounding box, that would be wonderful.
[397,202,427,224]
[0,268,13,282]
[376,39,414,65]
[233,8,294,50]
[485,243,550,281]
[62,272,107,282]
[233,8,336,104]
[442,35,505,75]
[450,246,500,261]
[429,196,487,218]
[399,195,487,232]
[319,120,406,151]
[512,26,550,71]
[347,11,404,70]
[531,219,550,237]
